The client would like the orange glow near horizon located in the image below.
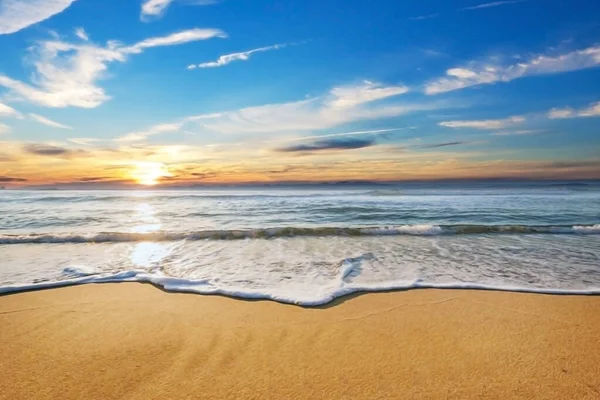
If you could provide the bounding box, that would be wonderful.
[129,162,172,186]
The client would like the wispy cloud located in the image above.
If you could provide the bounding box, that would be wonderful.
[408,14,439,21]
[116,123,184,142]
[0,176,27,182]
[74,27,88,41]
[67,137,103,145]
[117,81,425,141]
[0,0,77,35]
[462,0,525,11]
[417,141,471,149]
[188,43,288,69]
[425,46,600,95]
[276,137,376,153]
[439,116,524,130]
[548,101,600,119]
[0,122,10,135]
[0,102,23,119]
[29,113,72,129]
[22,143,84,157]
[124,28,226,54]
[141,0,217,21]
[0,28,225,108]
[492,129,542,136]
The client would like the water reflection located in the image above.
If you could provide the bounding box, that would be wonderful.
[130,242,172,269]
[131,203,161,233]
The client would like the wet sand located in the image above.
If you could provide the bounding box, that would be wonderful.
[1,284,599,399]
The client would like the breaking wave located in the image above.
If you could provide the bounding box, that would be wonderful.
[0,224,598,244]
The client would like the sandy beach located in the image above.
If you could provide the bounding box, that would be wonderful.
[1,284,599,399]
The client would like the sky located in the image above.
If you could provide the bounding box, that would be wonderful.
[0,0,599,188]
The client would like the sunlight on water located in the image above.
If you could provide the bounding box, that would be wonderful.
[130,203,162,233]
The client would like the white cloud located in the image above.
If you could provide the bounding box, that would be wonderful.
[29,113,72,129]
[124,28,225,54]
[0,122,10,134]
[548,101,600,119]
[117,81,436,141]
[439,116,524,130]
[425,46,600,95]
[116,123,184,142]
[408,14,439,21]
[492,129,541,136]
[0,102,23,119]
[74,27,88,41]
[141,0,217,21]
[0,28,225,108]
[191,43,287,69]
[462,1,524,11]
[0,0,77,35]
[67,137,103,145]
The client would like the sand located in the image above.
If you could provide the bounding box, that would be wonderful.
[1,284,599,399]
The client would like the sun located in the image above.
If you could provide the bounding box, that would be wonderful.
[130,162,172,186]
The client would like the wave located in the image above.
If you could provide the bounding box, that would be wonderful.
[1,269,599,306]
[0,224,598,244]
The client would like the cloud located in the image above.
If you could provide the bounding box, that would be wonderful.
[124,28,225,54]
[189,43,288,69]
[0,102,23,119]
[462,0,525,11]
[276,137,376,153]
[141,0,217,21]
[29,113,72,129]
[67,137,103,145]
[439,116,524,130]
[0,122,10,135]
[408,14,440,21]
[121,81,424,140]
[548,101,600,119]
[74,27,88,41]
[425,46,600,95]
[0,0,77,35]
[22,143,84,157]
[116,122,183,142]
[0,176,27,182]
[492,129,542,136]
[417,141,469,149]
[0,28,225,108]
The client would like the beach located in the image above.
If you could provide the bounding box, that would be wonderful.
[1,284,599,399]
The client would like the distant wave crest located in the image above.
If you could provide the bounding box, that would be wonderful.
[0,224,599,244]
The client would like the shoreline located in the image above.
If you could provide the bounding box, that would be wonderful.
[3,277,600,307]
[1,283,600,399]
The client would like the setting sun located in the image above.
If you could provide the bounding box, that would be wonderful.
[130,162,172,186]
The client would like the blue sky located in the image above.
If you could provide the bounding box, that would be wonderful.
[0,0,599,186]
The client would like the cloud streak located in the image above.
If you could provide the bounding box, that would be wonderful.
[462,1,525,11]
[29,113,72,129]
[0,0,77,35]
[22,143,84,157]
[0,102,23,119]
[276,137,376,153]
[188,43,288,69]
[425,46,600,95]
[0,28,225,108]
[118,81,423,141]
[141,0,217,21]
[548,101,600,119]
[439,116,524,130]
[408,14,439,21]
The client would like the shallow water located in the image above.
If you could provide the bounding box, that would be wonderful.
[1,183,599,305]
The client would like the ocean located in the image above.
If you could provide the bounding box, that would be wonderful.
[1,182,599,305]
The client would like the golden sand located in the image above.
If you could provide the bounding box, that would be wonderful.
[1,284,599,399]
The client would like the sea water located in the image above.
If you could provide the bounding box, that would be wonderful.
[1,182,599,305]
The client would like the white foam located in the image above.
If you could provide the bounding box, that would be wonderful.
[360,225,444,236]
[2,271,600,307]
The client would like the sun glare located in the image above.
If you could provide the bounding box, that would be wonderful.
[130,162,172,186]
